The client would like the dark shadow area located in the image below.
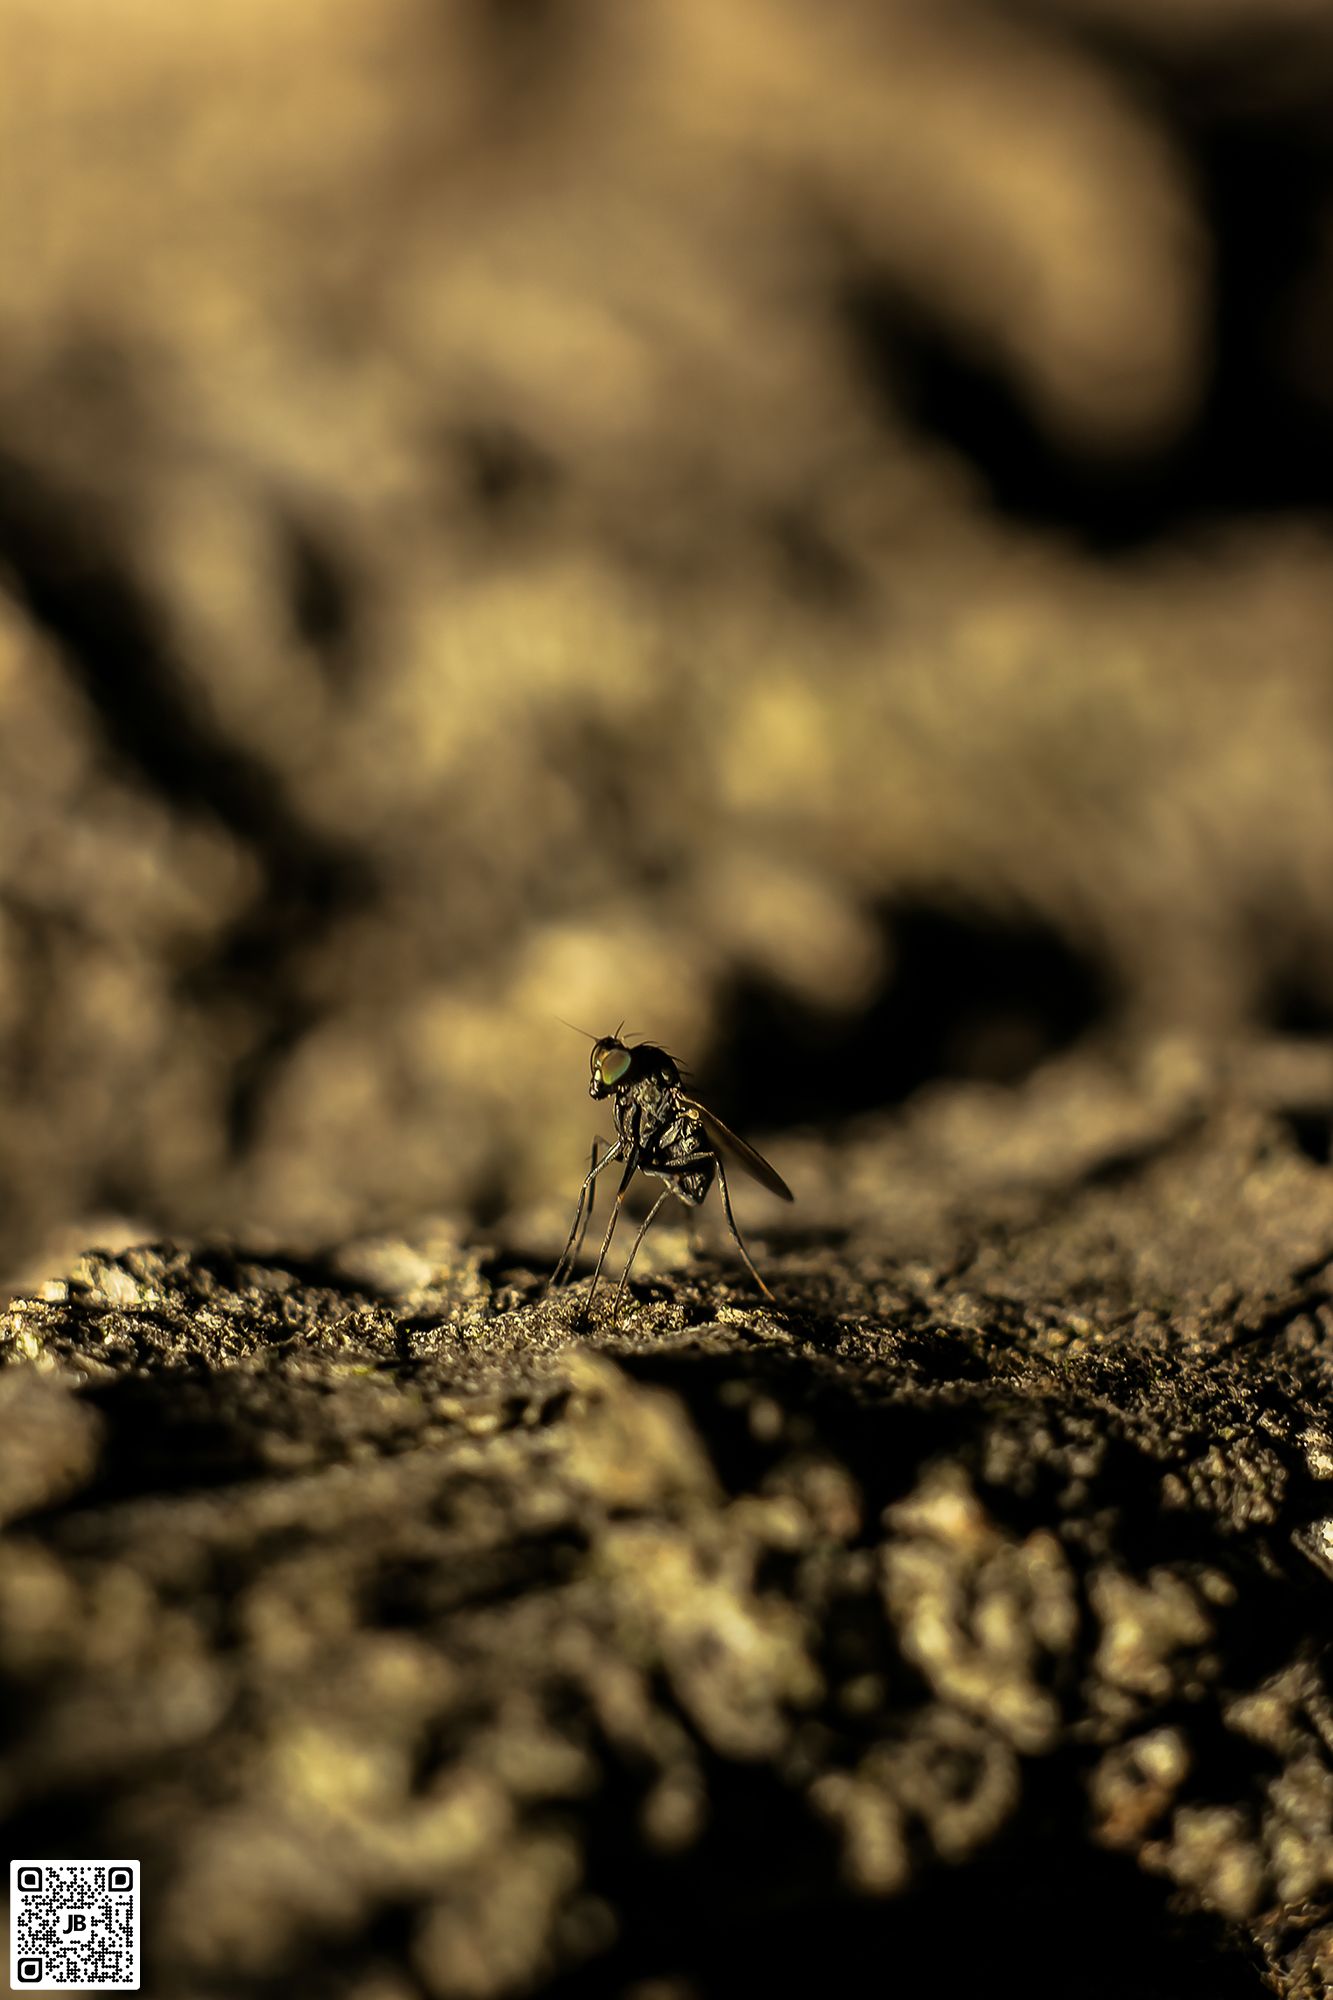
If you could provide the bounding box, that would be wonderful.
[1281,1110,1333,1166]
[699,901,1110,1134]
[281,509,358,675]
[849,116,1333,549]
[554,1762,1260,2000]
[1267,969,1333,1039]
[442,419,562,525]
[73,1369,273,1500]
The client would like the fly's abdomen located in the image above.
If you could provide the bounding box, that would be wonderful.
[659,1161,713,1206]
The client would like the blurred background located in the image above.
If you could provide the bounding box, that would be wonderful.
[3,0,1333,1282]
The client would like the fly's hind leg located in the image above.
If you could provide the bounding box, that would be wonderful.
[715,1157,777,1303]
[646,1150,719,1278]
[610,1187,675,1323]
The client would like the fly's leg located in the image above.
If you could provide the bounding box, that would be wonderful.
[550,1136,621,1289]
[551,1135,619,1287]
[570,1138,613,1272]
[610,1187,675,1323]
[583,1151,640,1323]
[715,1157,777,1302]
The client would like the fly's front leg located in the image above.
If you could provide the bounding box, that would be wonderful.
[583,1148,640,1324]
[570,1136,616,1272]
[550,1136,622,1290]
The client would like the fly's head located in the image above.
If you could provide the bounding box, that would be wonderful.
[589,1036,633,1100]
[588,1035,680,1100]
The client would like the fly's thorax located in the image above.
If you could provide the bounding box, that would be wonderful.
[623,1069,671,1120]
[611,1075,659,1146]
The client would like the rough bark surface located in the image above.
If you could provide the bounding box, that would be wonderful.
[2,1052,1331,1999]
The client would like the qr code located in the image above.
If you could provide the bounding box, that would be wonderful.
[9,1862,139,1991]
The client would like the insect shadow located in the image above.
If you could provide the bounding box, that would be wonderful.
[549,1028,793,1323]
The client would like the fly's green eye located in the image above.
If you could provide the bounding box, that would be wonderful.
[599,1048,631,1086]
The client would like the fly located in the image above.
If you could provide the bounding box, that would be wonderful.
[550,1030,794,1320]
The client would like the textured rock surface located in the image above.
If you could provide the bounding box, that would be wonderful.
[2,1052,1331,1998]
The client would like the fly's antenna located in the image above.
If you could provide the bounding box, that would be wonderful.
[556,1017,600,1043]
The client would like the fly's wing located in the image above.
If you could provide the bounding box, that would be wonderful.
[680,1096,794,1201]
